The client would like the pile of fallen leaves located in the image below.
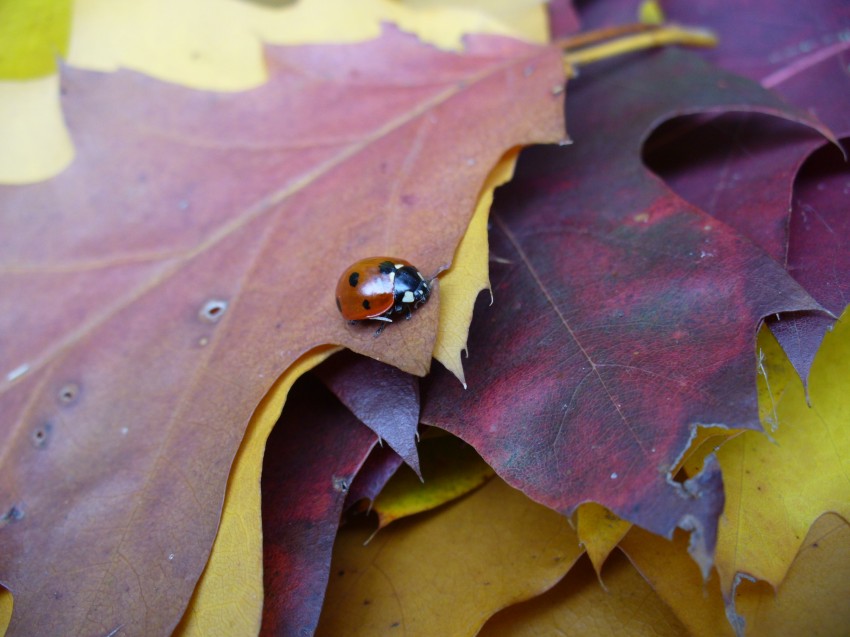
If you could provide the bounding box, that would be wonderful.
[1,0,848,635]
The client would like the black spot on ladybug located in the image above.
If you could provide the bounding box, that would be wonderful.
[336,298,342,312]
[348,271,359,287]
[378,261,394,275]
[362,299,371,310]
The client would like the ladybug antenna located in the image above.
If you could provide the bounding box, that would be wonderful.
[428,263,451,284]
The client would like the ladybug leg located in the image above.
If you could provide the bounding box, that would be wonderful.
[404,306,412,320]
[371,315,392,337]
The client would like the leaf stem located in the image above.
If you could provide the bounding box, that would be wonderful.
[554,23,655,51]
[562,25,718,75]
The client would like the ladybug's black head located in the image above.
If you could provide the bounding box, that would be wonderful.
[392,265,431,310]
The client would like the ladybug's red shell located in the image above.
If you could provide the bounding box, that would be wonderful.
[335,257,412,321]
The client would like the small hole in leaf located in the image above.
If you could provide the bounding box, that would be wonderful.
[31,423,52,448]
[332,476,349,493]
[58,382,79,405]
[199,299,228,323]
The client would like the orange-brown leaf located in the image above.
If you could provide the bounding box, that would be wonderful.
[0,27,566,634]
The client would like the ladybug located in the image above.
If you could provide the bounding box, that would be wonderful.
[336,257,431,334]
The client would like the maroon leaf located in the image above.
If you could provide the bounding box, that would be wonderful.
[789,142,850,315]
[315,350,421,476]
[643,113,838,381]
[343,443,404,510]
[772,141,850,372]
[658,0,850,116]
[261,376,376,637]
[644,114,817,264]
[648,0,850,379]
[421,49,826,575]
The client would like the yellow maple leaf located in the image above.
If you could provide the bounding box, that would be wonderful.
[620,513,850,636]
[317,477,582,637]
[708,310,850,626]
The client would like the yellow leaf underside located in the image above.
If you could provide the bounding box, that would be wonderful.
[433,147,521,385]
[0,77,73,183]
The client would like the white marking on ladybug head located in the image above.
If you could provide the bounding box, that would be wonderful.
[402,291,415,303]
[394,263,406,270]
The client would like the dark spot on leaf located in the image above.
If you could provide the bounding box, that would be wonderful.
[362,299,371,310]
[31,422,53,449]
[349,271,360,287]
[0,504,24,528]
[337,569,345,577]
[390,622,400,628]
[242,0,298,7]
[363,599,371,605]
[378,261,394,274]
[199,299,227,323]
[58,382,79,405]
